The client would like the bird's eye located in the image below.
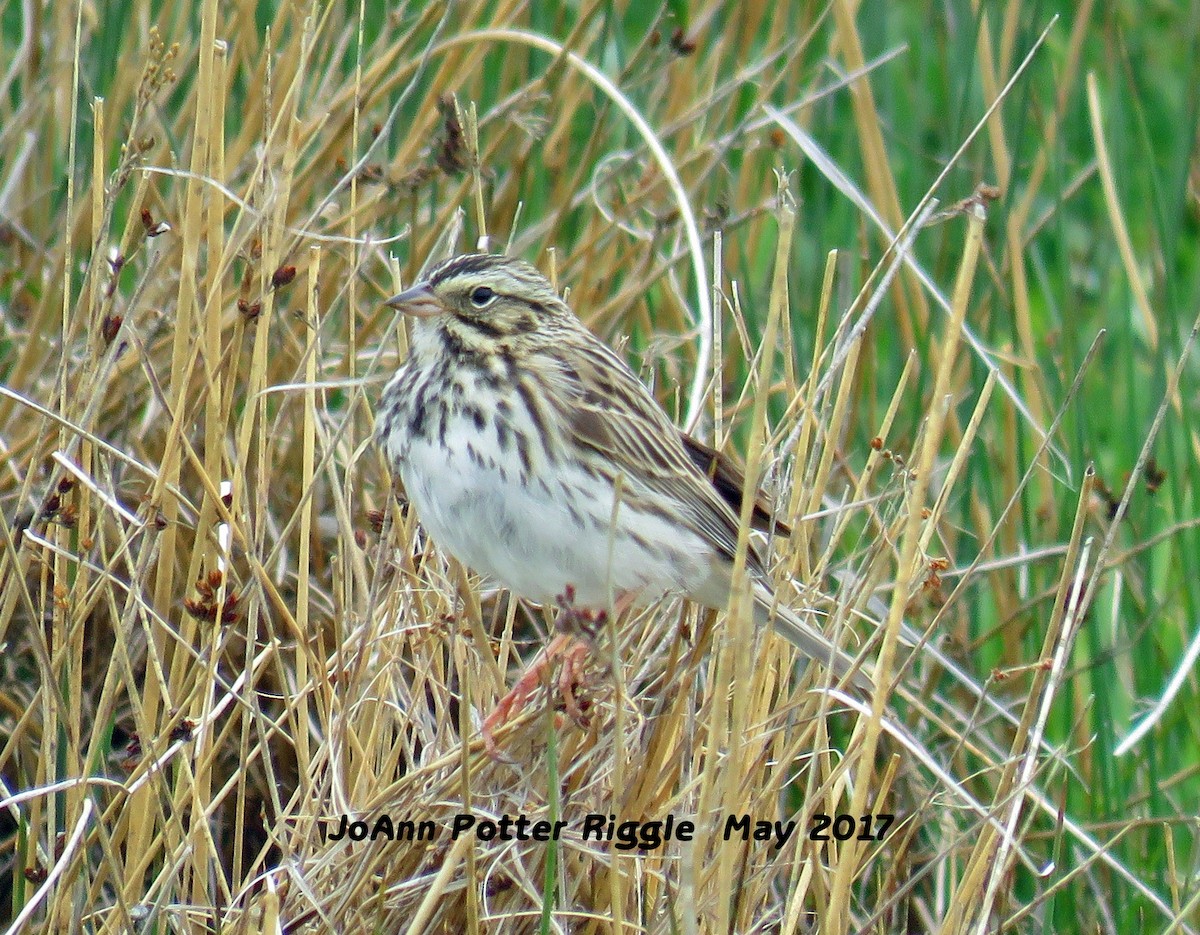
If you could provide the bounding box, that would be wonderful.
[469,286,496,307]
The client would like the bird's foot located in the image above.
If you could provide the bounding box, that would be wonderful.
[481,587,642,759]
[482,631,595,760]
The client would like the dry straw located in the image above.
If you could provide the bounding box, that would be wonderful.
[0,2,1188,933]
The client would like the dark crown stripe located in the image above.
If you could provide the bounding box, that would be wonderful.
[428,253,508,286]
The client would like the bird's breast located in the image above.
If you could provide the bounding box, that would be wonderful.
[382,379,713,607]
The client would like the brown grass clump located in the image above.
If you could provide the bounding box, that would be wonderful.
[1,3,1192,933]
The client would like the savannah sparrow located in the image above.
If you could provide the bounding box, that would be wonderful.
[376,254,862,750]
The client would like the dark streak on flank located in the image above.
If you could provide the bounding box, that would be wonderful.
[515,429,533,476]
[563,500,585,528]
[408,398,427,438]
[437,406,449,448]
[463,405,486,431]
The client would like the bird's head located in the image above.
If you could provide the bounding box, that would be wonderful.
[385,254,567,340]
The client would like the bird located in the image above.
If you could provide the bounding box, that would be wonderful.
[375,253,865,753]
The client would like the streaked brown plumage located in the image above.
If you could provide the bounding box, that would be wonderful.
[376,254,862,749]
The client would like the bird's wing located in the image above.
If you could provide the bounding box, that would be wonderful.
[543,335,770,579]
[678,431,791,537]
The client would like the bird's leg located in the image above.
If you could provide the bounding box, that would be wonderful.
[550,586,646,729]
[481,587,635,758]
[482,631,579,759]
[551,586,606,729]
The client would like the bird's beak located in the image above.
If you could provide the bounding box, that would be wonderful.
[383,283,445,317]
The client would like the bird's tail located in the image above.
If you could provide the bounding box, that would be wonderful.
[752,583,873,690]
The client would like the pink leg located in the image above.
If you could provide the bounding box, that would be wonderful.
[480,590,639,758]
[482,632,576,759]
[556,639,594,728]
[548,589,642,729]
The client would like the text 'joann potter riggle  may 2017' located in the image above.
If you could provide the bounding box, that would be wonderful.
[324,812,895,851]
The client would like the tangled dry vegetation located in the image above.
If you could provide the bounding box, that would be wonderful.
[1,2,1193,933]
